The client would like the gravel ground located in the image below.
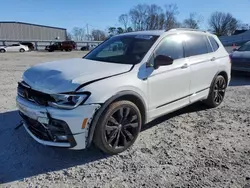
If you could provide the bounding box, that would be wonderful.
[0,51,250,188]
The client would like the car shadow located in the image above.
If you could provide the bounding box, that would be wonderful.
[0,103,209,184]
[0,110,108,184]
[229,71,250,86]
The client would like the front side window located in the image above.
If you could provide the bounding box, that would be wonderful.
[85,35,159,64]
[155,34,184,60]
[185,34,209,57]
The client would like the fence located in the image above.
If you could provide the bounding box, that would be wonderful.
[0,39,103,50]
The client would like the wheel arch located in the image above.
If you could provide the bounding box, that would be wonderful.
[211,71,229,87]
[86,90,147,147]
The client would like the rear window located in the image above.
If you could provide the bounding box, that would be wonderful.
[208,36,219,51]
[185,34,210,57]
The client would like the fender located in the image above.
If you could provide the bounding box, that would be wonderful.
[86,90,147,147]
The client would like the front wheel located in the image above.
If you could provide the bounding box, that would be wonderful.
[19,48,25,52]
[204,75,227,108]
[93,101,142,154]
[0,49,6,53]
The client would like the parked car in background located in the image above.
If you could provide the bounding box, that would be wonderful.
[81,44,98,51]
[231,41,250,72]
[20,42,35,51]
[45,41,76,52]
[0,43,29,53]
[63,40,77,49]
[17,29,231,154]
[81,45,89,51]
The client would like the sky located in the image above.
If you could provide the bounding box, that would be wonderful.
[0,0,249,32]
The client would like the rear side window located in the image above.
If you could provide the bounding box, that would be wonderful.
[155,34,184,60]
[208,36,219,51]
[185,34,209,57]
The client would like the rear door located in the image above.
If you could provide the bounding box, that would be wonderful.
[184,33,218,102]
[7,44,20,52]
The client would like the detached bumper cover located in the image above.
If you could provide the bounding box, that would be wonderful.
[16,96,101,150]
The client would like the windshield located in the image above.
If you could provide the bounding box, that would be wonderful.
[84,35,159,64]
[237,42,250,51]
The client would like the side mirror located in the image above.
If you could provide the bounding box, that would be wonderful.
[154,55,173,69]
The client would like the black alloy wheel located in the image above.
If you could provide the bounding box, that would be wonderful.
[213,76,226,105]
[204,75,227,107]
[93,101,142,154]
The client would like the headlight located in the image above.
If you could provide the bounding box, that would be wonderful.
[48,93,90,110]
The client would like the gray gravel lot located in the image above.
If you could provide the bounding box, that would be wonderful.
[0,51,250,188]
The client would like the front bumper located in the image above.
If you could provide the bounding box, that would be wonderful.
[16,96,100,150]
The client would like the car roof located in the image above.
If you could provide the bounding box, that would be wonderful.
[118,28,213,37]
[119,30,166,36]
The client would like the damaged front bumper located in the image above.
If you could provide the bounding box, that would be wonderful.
[16,96,100,150]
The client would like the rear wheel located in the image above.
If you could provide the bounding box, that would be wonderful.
[204,75,227,108]
[93,100,142,154]
[0,49,6,53]
[19,48,25,52]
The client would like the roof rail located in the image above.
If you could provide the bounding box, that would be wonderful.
[168,28,207,33]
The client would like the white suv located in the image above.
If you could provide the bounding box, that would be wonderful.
[16,29,231,154]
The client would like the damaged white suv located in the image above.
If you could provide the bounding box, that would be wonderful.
[17,29,231,154]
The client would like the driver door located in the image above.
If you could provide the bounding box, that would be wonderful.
[147,34,191,119]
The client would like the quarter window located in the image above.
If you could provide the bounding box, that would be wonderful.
[155,35,184,60]
[208,36,219,51]
[185,34,209,57]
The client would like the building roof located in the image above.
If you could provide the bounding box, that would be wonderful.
[0,21,66,30]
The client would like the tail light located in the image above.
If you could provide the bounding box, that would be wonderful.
[229,54,232,64]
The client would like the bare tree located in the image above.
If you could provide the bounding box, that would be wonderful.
[119,14,129,31]
[66,32,72,40]
[71,27,85,41]
[165,4,179,30]
[91,29,106,41]
[146,4,165,30]
[129,4,149,31]
[182,13,203,29]
[208,12,239,36]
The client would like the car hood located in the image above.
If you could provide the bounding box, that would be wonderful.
[231,51,250,59]
[23,58,132,94]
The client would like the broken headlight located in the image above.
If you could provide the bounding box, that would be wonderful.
[48,93,90,110]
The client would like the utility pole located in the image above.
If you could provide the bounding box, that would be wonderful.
[86,24,89,41]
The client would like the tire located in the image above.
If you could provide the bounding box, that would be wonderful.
[93,100,142,154]
[19,48,25,52]
[204,75,227,108]
[0,49,6,53]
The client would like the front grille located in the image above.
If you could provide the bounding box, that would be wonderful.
[18,81,54,105]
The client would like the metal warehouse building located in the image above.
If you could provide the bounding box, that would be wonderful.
[0,21,66,41]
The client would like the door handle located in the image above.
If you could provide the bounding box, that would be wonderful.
[211,57,216,61]
[181,63,189,69]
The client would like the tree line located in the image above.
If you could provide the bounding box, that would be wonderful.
[67,3,244,41]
